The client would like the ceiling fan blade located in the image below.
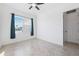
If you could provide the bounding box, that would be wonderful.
[35,6,40,10]
[36,3,44,5]
[29,6,32,9]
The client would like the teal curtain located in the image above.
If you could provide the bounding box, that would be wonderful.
[10,13,16,39]
[31,18,34,36]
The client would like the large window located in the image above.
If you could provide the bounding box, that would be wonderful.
[10,14,34,39]
[15,15,24,32]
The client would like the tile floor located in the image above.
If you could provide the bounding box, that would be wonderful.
[0,39,79,56]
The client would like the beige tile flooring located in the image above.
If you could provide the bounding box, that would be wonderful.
[0,39,79,56]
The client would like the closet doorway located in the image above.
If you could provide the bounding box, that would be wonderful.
[63,8,79,44]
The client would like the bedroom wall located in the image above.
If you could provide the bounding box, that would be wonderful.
[1,3,79,46]
[0,4,37,46]
[37,3,79,46]
[0,4,3,47]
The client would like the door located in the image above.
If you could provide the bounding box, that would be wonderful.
[63,13,68,42]
[64,10,79,44]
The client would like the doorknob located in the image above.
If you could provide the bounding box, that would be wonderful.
[65,30,67,32]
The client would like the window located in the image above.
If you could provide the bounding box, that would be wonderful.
[14,15,34,36]
[15,15,24,32]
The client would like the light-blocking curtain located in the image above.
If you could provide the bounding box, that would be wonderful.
[31,18,34,36]
[10,13,16,39]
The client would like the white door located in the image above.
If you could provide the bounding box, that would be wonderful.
[64,11,79,44]
[63,13,68,42]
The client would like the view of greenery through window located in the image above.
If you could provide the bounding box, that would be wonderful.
[15,15,24,31]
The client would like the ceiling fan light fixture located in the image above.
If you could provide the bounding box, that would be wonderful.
[28,3,44,10]
[32,4,36,7]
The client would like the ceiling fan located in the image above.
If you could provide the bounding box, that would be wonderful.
[28,3,44,10]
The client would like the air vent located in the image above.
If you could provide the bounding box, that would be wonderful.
[66,9,76,14]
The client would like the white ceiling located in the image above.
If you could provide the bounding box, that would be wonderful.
[2,3,79,16]
[3,3,46,15]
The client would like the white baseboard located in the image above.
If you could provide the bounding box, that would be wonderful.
[37,37,63,47]
[2,37,36,46]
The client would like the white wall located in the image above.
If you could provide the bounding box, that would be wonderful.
[1,3,79,46]
[0,4,37,46]
[37,3,79,46]
[0,4,3,47]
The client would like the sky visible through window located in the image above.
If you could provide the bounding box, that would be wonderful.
[15,15,24,31]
